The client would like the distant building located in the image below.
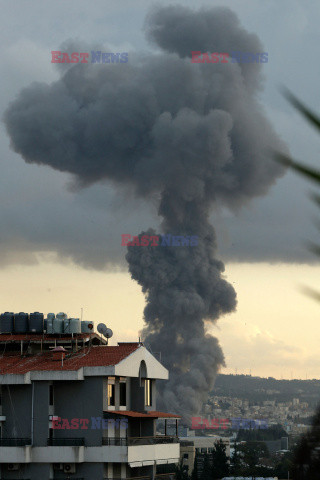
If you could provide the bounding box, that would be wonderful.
[0,312,180,479]
[179,435,230,477]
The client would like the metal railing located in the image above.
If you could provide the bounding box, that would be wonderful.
[102,435,178,446]
[104,476,175,480]
[47,437,85,446]
[155,474,176,480]
[129,436,178,446]
[102,437,127,446]
[0,437,31,446]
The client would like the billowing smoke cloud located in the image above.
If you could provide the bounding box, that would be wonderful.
[4,5,287,419]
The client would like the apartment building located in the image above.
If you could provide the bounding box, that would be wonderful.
[179,435,230,475]
[0,314,180,480]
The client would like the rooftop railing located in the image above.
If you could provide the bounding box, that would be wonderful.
[47,437,85,446]
[0,437,31,446]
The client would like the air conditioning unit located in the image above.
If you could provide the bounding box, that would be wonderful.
[8,463,20,471]
[64,463,76,473]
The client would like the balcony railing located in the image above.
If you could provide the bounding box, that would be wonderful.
[102,437,128,446]
[155,474,176,480]
[103,475,175,480]
[0,437,31,446]
[102,436,178,446]
[47,437,85,446]
[129,436,179,446]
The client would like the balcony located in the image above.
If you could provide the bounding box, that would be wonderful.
[129,436,178,446]
[102,437,127,446]
[102,436,178,446]
[0,438,31,446]
[47,437,85,446]
[104,476,175,480]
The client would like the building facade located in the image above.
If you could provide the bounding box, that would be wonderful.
[179,435,230,477]
[0,325,180,479]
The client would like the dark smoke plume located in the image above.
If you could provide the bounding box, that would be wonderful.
[4,5,287,419]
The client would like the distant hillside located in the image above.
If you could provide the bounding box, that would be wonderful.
[212,374,320,406]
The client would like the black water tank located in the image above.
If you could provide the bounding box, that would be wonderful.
[29,312,44,333]
[14,312,29,333]
[0,312,14,333]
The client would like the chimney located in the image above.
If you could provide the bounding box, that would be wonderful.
[51,346,66,363]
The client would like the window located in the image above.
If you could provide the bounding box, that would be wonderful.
[144,379,152,406]
[183,453,189,459]
[120,381,126,406]
[49,384,54,406]
[108,377,115,406]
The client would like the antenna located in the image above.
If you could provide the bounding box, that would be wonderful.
[97,323,113,344]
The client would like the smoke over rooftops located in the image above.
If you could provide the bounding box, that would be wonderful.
[4,5,287,421]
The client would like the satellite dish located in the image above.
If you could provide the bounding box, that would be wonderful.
[97,323,113,339]
[106,328,113,338]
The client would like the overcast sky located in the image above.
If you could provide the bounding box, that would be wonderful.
[0,0,319,379]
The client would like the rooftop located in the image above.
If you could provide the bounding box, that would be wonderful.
[0,342,140,374]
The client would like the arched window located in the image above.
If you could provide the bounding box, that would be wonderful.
[139,361,152,406]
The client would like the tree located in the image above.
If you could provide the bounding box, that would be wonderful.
[211,439,230,479]
[191,453,199,480]
[276,89,320,300]
[276,93,320,478]
[175,459,190,480]
[200,454,212,480]
[292,405,320,479]
[238,441,270,477]
[230,439,243,476]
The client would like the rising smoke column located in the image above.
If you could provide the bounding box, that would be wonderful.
[4,6,287,419]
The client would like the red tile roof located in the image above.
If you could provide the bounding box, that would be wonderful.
[108,410,181,419]
[0,344,140,375]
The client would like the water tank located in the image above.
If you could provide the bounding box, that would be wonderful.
[56,312,67,320]
[53,317,64,334]
[46,313,55,334]
[29,312,44,333]
[14,312,28,333]
[81,321,94,333]
[69,318,81,334]
[64,318,70,334]
[0,312,14,333]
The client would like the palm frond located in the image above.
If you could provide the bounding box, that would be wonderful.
[276,153,320,185]
[282,87,320,132]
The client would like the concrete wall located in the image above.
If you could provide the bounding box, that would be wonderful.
[2,384,32,438]
[53,376,103,446]
[33,381,50,446]
[0,462,50,480]
[52,461,104,479]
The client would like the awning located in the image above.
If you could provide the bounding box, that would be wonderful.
[104,410,181,419]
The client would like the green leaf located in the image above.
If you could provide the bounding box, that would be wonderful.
[309,192,320,207]
[276,153,320,184]
[300,286,320,303]
[281,87,320,132]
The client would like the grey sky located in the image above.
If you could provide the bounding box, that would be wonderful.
[0,0,319,269]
